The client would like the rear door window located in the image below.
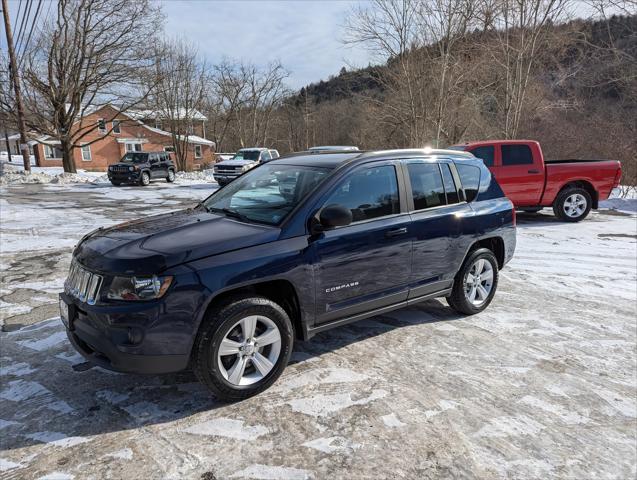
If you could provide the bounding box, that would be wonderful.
[501,144,533,166]
[470,146,495,167]
[456,164,481,202]
[407,163,446,210]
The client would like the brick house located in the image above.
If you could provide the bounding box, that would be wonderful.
[33,104,215,171]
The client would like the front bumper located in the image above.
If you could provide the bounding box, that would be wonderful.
[108,171,141,184]
[59,292,189,374]
[213,173,240,184]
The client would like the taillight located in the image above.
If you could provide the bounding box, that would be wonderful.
[612,166,622,188]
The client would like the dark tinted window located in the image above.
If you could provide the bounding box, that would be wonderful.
[456,164,481,202]
[441,164,460,204]
[502,144,533,166]
[470,146,495,166]
[324,165,399,222]
[407,163,445,210]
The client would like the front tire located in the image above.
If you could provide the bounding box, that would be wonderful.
[553,187,591,222]
[166,169,175,183]
[110,181,121,186]
[192,295,293,401]
[447,248,499,315]
[140,171,151,186]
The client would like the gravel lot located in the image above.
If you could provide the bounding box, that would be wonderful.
[1,182,636,480]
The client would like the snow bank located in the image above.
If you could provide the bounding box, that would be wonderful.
[0,162,216,186]
[599,186,637,213]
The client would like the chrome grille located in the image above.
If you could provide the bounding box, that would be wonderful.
[65,261,103,305]
[215,165,242,174]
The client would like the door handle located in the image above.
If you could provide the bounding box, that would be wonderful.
[385,227,408,238]
[528,169,540,174]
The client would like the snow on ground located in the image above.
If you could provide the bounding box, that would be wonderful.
[0,182,636,479]
[0,160,218,186]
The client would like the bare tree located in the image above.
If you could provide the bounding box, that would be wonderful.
[20,0,161,172]
[148,38,207,171]
[490,0,571,138]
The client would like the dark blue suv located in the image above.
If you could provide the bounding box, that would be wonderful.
[59,149,516,400]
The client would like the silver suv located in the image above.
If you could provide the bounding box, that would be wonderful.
[213,148,279,186]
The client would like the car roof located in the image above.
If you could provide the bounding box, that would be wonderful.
[308,146,359,152]
[238,147,268,152]
[272,148,475,168]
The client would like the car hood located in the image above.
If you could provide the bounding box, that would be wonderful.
[216,159,256,167]
[74,208,279,275]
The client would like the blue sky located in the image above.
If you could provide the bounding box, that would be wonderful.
[161,0,372,89]
[2,1,623,91]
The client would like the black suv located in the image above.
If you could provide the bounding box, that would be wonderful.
[61,149,516,401]
[108,152,176,186]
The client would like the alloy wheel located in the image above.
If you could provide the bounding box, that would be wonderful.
[464,258,494,307]
[563,193,587,218]
[217,315,282,386]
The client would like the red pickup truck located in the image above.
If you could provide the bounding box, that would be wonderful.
[450,140,622,222]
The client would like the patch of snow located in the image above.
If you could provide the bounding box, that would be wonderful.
[519,395,588,424]
[36,472,75,480]
[122,401,170,421]
[274,367,368,393]
[0,380,74,414]
[301,436,360,454]
[0,301,33,318]
[0,419,19,429]
[95,390,130,405]
[184,418,270,440]
[285,389,388,418]
[26,431,92,448]
[474,415,545,438]
[230,464,312,480]
[381,412,406,428]
[17,330,67,351]
[0,458,22,471]
[104,448,133,460]
[0,361,37,376]
[54,351,85,364]
[595,388,637,418]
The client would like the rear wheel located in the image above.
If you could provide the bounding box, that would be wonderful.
[192,295,293,401]
[166,169,175,183]
[140,171,150,186]
[447,248,499,315]
[553,187,591,222]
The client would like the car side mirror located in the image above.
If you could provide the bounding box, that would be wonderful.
[319,204,352,229]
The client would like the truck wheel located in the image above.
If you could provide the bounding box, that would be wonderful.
[192,295,293,402]
[553,187,591,222]
[140,171,150,186]
[447,248,499,315]
[166,169,175,183]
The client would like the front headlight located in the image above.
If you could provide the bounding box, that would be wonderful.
[106,275,173,301]
[128,166,134,172]
[242,164,252,172]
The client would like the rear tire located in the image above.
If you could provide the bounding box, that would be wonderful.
[553,187,591,222]
[140,171,150,186]
[166,169,175,183]
[447,248,499,315]
[192,295,293,402]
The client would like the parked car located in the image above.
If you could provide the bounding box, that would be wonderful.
[449,140,622,222]
[60,148,516,401]
[108,152,176,186]
[213,147,280,186]
[308,146,359,152]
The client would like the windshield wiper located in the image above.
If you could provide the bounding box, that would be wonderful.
[205,206,250,222]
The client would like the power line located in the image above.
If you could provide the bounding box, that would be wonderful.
[14,0,33,57]
[17,0,42,65]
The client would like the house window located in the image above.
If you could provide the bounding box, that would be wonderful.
[45,145,63,159]
[126,143,142,152]
[81,145,92,161]
[97,118,106,133]
[155,119,162,130]
[164,146,175,153]
[112,120,121,134]
[194,145,202,158]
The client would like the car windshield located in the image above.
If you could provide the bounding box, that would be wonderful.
[120,153,149,163]
[232,150,260,161]
[202,164,331,225]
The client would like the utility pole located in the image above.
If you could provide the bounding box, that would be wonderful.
[2,0,32,172]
